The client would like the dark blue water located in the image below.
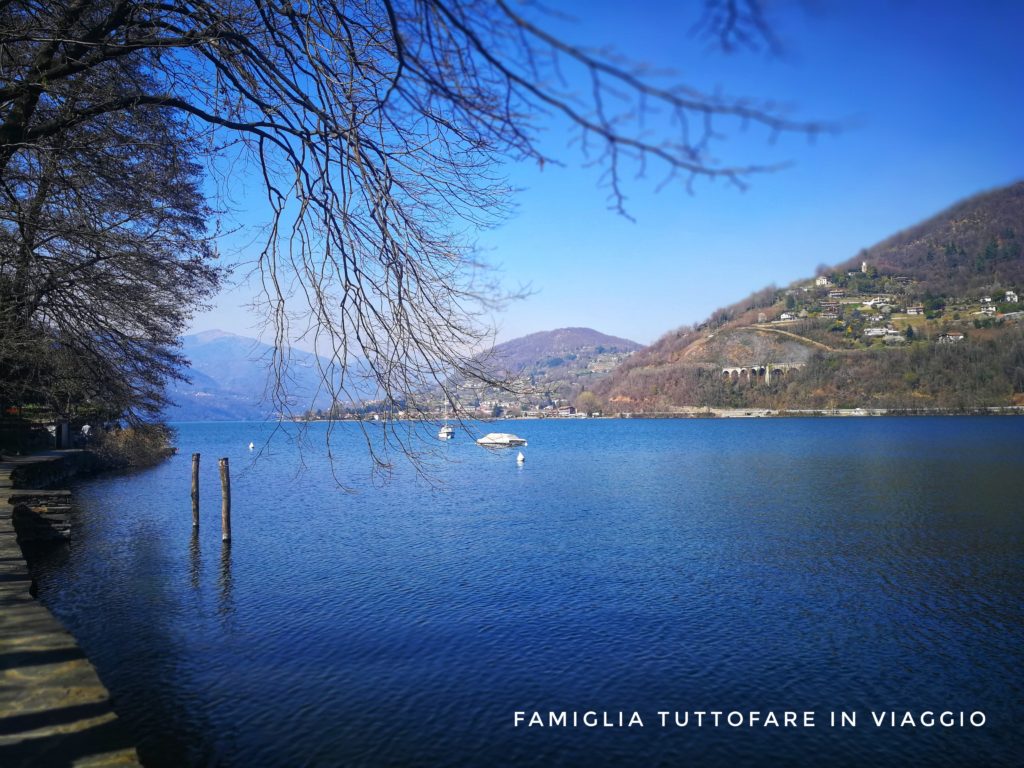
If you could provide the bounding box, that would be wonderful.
[28,418,1024,767]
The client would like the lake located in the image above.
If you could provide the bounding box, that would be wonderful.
[27,418,1024,767]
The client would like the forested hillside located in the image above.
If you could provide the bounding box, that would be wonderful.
[838,182,1024,297]
[595,182,1024,412]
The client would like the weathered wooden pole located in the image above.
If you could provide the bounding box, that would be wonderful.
[191,453,200,528]
[219,457,231,542]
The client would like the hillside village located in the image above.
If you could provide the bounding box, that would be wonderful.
[761,260,1020,348]
[314,330,640,421]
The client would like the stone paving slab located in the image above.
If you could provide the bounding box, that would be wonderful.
[1,454,141,767]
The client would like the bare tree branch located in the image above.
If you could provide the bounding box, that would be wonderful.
[1,0,832,475]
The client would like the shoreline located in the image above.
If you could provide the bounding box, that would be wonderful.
[614,406,1024,419]
[0,450,141,768]
[283,406,1024,424]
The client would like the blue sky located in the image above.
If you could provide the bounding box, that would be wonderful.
[190,0,1024,346]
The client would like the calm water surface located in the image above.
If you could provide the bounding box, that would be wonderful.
[28,418,1024,767]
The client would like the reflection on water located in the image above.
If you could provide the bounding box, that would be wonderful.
[189,528,201,592]
[218,541,233,619]
[28,418,1024,768]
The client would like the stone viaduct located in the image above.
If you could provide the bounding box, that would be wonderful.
[721,362,805,385]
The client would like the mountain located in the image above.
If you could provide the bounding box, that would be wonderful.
[488,327,639,369]
[597,182,1024,412]
[167,330,334,421]
[836,182,1024,297]
[464,327,642,406]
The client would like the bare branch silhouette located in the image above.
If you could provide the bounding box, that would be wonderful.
[1,0,832,473]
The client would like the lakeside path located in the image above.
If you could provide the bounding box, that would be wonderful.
[0,452,141,768]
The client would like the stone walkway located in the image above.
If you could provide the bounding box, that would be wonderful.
[0,453,141,767]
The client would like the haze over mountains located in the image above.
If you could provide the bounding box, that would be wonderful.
[167,330,331,421]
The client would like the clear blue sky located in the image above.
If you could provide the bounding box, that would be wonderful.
[190,0,1024,346]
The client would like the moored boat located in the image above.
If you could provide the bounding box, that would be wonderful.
[476,432,527,447]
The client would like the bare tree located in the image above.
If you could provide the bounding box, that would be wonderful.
[1,0,828,470]
[0,57,219,419]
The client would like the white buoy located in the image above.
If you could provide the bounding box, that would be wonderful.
[517,451,525,464]
[248,441,254,451]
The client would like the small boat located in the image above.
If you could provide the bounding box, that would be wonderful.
[248,441,255,451]
[438,403,455,440]
[516,451,525,464]
[476,432,527,447]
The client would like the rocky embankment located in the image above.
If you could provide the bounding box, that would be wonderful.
[0,450,140,768]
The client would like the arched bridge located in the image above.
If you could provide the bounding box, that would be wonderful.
[722,362,805,385]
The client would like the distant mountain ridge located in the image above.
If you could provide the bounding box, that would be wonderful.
[167,330,332,421]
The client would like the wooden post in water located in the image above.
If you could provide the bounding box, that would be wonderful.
[219,457,231,542]
[191,453,200,528]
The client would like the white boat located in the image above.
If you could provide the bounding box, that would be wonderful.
[438,403,455,440]
[476,432,527,447]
